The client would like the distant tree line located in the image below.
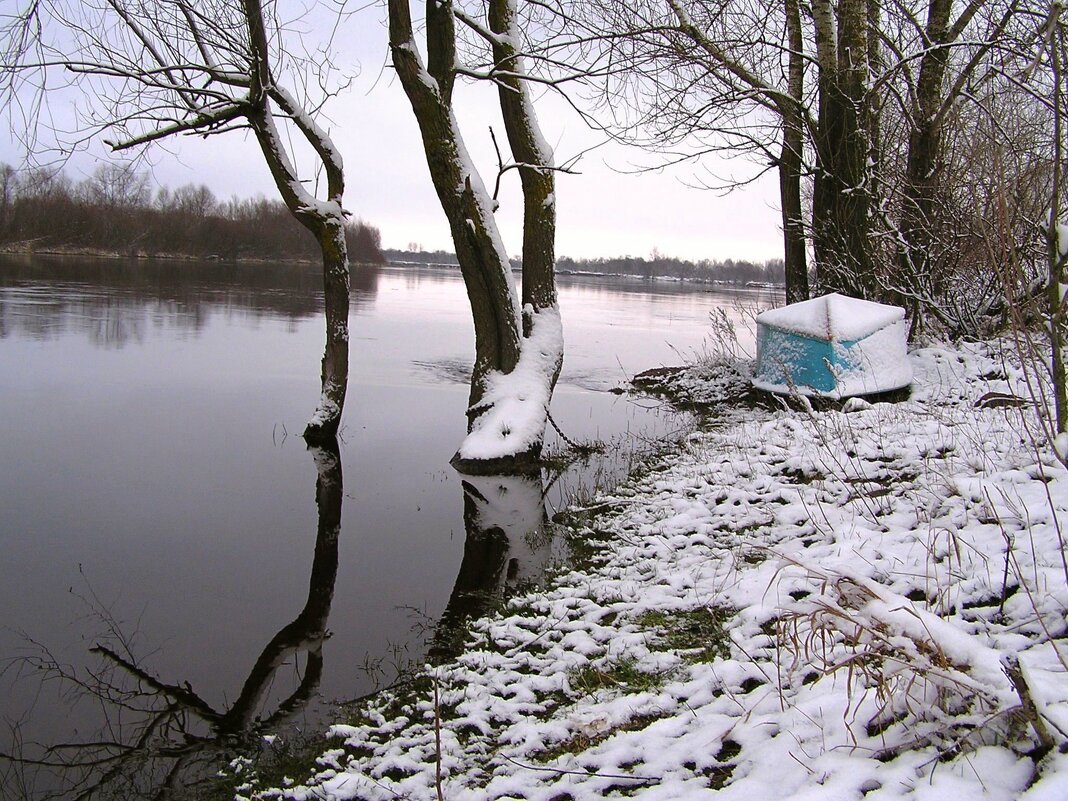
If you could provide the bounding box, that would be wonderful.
[0,163,386,265]
[554,253,783,283]
[382,248,462,267]
[384,245,782,284]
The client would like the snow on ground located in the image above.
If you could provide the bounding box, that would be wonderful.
[241,341,1068,801]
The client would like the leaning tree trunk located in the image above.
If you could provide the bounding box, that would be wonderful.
[245,0,350,442]
[388,0,522,416]
[218,439,343,735]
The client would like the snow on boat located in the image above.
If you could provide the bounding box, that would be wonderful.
[752,293,912,398]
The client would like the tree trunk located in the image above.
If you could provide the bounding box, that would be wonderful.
[249,119,351,442]
[811,0,840,291]
[489,0,563,364]
[781,0,809,304]
[811,0,876,298]
[865,0,884,213]
[304,221,351,442]
[1048,19,1067,446]
[898,0,953,304]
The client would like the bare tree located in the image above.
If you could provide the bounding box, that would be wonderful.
[1,0,352,441]
[851,0,1021,331]
[388,0,563,473]
[658,0,811,301]
[83,163,151,209]
[992,2,1068,458]
[1044,3,1068,441]
[565,0,1041,313]
[555,0,812,302]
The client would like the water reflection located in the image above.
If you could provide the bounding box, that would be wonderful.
[0,456,571,799]
[0,441,343,801]
[0,255,381,346]
[430,473,561,661]
[0,256,752,800]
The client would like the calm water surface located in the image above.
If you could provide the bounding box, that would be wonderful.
[0,256,775,796]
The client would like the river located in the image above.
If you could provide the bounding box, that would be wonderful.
[0,255,778,798]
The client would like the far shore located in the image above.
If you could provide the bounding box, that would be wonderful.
[0,241,325,266]
[1,244,786,290]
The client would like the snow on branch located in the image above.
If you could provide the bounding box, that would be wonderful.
[105,99,249,150]
[454,7,508,47]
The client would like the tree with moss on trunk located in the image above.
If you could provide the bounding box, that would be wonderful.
[388,0,564,473]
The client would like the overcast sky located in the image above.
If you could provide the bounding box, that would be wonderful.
[0,5,783,264]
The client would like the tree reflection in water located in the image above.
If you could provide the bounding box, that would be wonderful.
[430,471,562,661]
[0,255,382,348]
[0,440,343,801]
[1,456,569,799]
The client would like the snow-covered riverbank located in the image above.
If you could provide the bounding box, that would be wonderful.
[238,341,1068,801]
